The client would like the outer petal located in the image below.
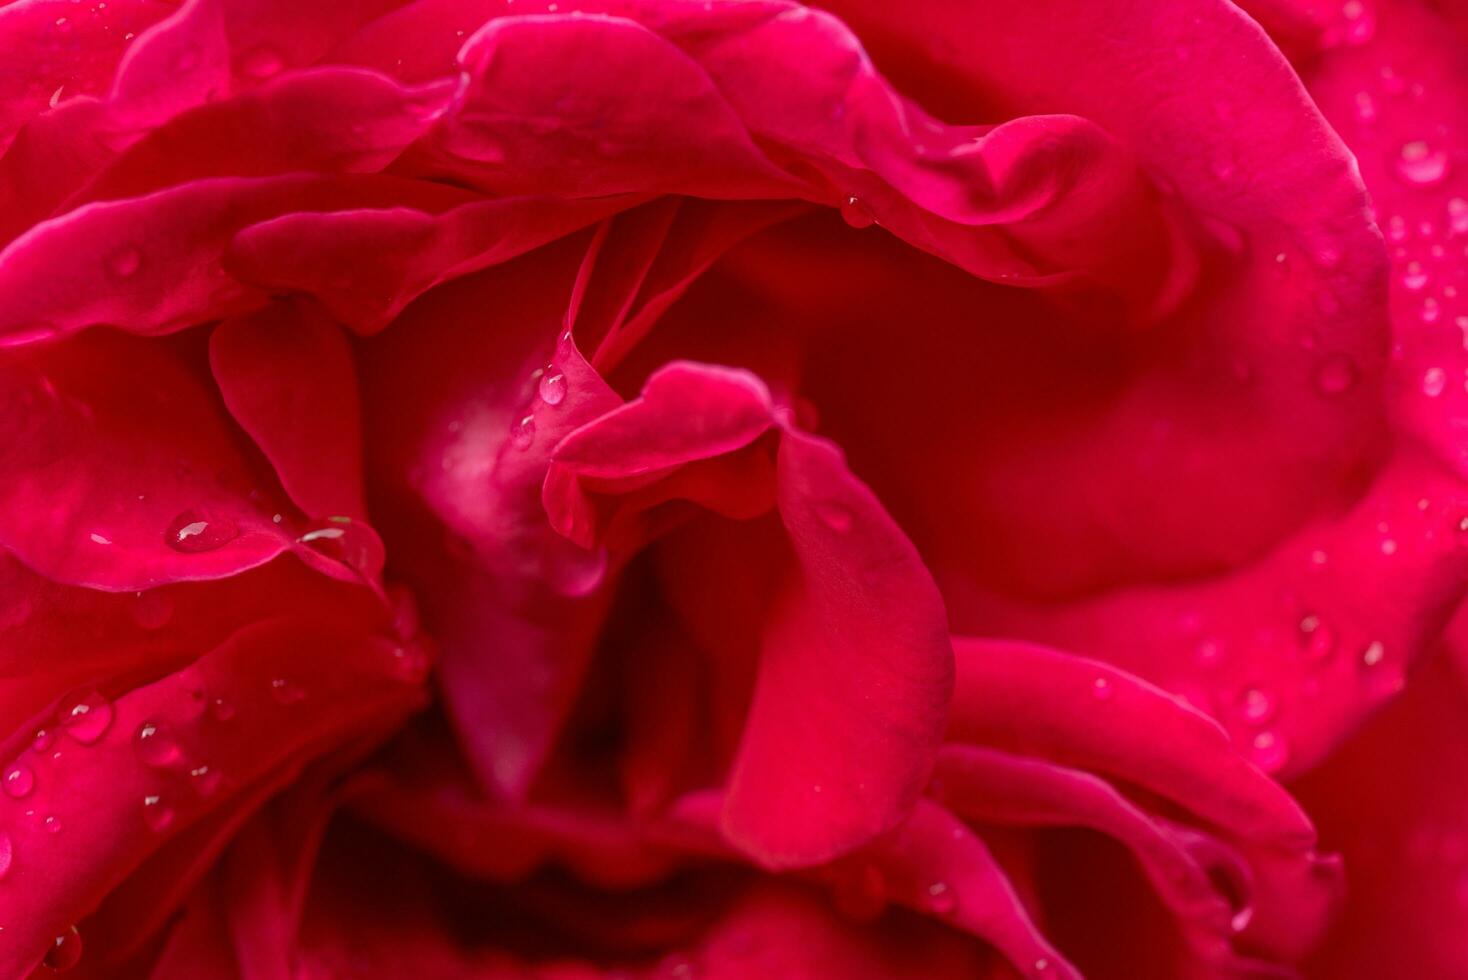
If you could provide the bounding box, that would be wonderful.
[0,331,297,589]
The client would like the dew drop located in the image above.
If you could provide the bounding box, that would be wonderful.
[1313,354,1358,396]
[88,533,111,545]
[43,815,61,834]
[1421,297,1442,324]
[1423,366,1447,398]
[43,926,81,972]
[510,414,535,450]
[32,729,53,752]
[105,245,141,279]
[926,880,957,915]
[1237,687,1277,724]
[270,678,305,705]
[1249,729,1288,771]
[1401,261,1429,290]
[1353,91,1377,123]
[58,691,112,745]
[1448,197,1468,236]
[134,720,183,768]
[3,764,34,799]
[815,501,854,533]
[189,764,222,796]
[840,195,876,229]
[1395,141,1449,186]
[537,368,567,405]
[0,833,11,879]
[239,44,285,79]
[165,510,240,553]
[142,795,175,832]
[1361,640,1386,667]
[1091,676,1114,701]
[1385,214,1408,242]
[1299,615,1335,662]
[1340,0,1375,43]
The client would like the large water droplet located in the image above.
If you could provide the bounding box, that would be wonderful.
[3,764,34,799]
[1313,354,1358,396]
[43,926,81,972]
[134,720,183,768]
[165,510,240,553]
[1396,141,1449,186]
[537,368,567,406]
[296,518,384,580]
[58,691,113,745]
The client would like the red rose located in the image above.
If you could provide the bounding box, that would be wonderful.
[0,0,1463,977]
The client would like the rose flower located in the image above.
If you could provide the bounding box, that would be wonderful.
[0,0,1464,977]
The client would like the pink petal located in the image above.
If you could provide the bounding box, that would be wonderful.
[0,331,297,589]
[209,303,367,521]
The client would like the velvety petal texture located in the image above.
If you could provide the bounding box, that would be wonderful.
[0,0,1459,976]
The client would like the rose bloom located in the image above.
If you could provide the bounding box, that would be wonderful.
[0,0,1465,976]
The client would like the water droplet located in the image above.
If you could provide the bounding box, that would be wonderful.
[1396,141,1449,186]
[1249,730,1288,771]
[1313,354,1358,395]
[88,533,111,545]
[926,880,957,915]
[1237,687,1277,724]
[105,245,141,279]
[510,414,536,450]
[295,518,384,581]
[269,678,304,705]
[132,590,173,630]
[815,501,854,533]
[32,729,53,752]
[0,833,11,879]
[1195,637,1224,666]
[239,44,285,79]
[1362,640,1386,667]
[134,720,183,768]
[840,195,876,229]
[58,691,112,745]
[537,368,566,405]
[1033,959,1053,977]
[165,510,240,553]
[1401,261,1429,290]
[43,815,61,834]
[142,795,175,832]
[1340,0,1375,43]
[1422,297,1442,323]
[3,764,34,799]
[1385,214,1408,242]
[43,926,81,972]
[1354,91,1377,123]
[189,764,222,796]
[1448,197,1468,235]
[1091,676,1114,701]
[1299,615,1335,661]
[1423,366,1447,397]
